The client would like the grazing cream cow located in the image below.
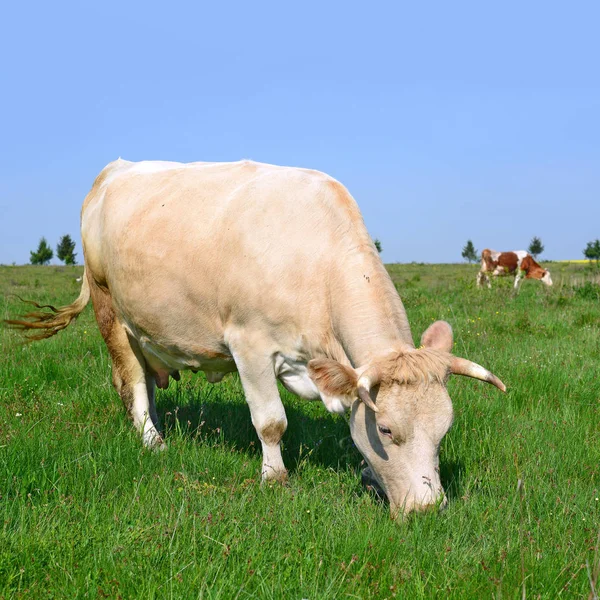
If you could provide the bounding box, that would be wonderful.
[7,159,505,517]
[477,248,553,289]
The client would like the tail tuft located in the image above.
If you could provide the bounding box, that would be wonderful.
[4,271,91,341]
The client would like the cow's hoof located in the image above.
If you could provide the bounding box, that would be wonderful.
[143,430,167,451]
[261,467,289,485]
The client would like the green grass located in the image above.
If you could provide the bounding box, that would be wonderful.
[1,262,600,599]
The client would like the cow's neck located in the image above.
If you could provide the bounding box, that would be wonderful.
[328,247,414,367]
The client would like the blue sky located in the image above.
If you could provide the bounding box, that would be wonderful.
[1,1,598,264]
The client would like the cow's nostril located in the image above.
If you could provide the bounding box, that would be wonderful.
[421,475,434,490]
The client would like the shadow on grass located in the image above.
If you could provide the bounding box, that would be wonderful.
[155,376,465,504]
[157,379,362,475]
[439,459,465,502]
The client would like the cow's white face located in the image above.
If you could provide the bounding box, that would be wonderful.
[308,320,505,517]
[541,270,553,286]
[349,377,453,516]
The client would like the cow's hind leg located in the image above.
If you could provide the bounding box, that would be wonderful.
[89,282,163,448]
[230,341,288,482]
[477,271,490,288]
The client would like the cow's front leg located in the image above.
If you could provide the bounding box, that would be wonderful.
[514,271,522,289]
[230,343,288,482]
[478,271,491,288]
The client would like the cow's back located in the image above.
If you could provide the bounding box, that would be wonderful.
[81,159,373,353]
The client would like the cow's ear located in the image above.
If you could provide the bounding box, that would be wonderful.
[420,320,453,352]
[308,359,358,396]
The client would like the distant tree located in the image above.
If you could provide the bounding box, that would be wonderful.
[528,236,544,259]
[373,238,382,253]
[583,239,600,264]
[461,240,478,263]
[56,234,77,265]
[30,237,53,265]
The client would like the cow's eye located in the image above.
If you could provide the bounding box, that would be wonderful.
[378,425,392,437]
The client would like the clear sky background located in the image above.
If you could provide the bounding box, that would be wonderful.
[1,1,598,264]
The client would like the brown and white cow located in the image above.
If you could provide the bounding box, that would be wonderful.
[7,159,505,517]
[477,248,552,289]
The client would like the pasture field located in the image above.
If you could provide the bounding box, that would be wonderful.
[1,262,600,599]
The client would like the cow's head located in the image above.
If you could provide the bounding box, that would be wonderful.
[308,321,505,518]
[527,267,552,286]
[522,255,553,286]
[540,270,553,286]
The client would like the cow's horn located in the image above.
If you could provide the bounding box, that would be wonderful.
[450,357,506,392]
[357,367,381,412]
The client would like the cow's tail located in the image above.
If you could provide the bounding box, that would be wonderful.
[5,269,91,341]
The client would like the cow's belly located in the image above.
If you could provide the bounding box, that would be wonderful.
[138,336,234,372]
[119,296,326,403]
[123,320,237,387]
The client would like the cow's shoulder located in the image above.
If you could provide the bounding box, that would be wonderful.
[514,250,529,262]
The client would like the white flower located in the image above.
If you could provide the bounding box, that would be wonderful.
[15,413,22,417]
